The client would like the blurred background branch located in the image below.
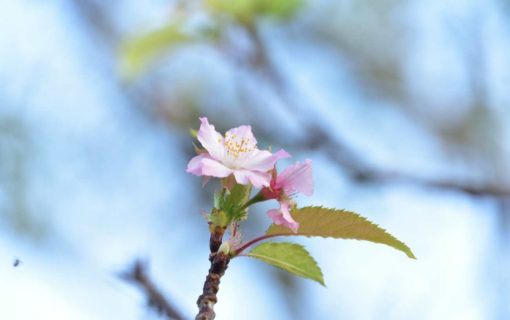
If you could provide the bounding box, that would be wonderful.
[121,260,185,320]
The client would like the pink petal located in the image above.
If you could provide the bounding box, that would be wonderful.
[186,154,232,178]
[233,170,271,188]
[267,202,299,233]
[197,117,225,160]
[240,149,291,172]
[277,159,313,196]
[201,158,233,177]
[186,154,207,175]
[225,125,257,150]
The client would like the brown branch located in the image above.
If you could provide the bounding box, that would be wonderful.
[209,225,226,254]
[195,251,231,320]
[122,260,184,320]
[195,224,228,320]
[349,166,510,197]
[316,134,510,197]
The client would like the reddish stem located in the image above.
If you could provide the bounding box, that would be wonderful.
[232,223,238,238]
[233,233,286,255]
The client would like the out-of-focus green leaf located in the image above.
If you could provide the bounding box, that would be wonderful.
[205,0,303,24]
[120,23,190,78]
[266,206,416,259]
[260,0,303,19]
[206,0,258,24]
[246,242,324,285]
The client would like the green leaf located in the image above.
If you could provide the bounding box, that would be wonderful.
[217,183,252,221]
[266,206,416,259]
[209,208,229,228]
[120,23,190,78]
[246,242,325,285]
[225,183,252,210]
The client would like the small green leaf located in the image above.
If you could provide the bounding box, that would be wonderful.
[221,183,252,221]
[225,183,251,209]
[214,191,222,209]
[246,242,325,285]
[266,206,416,259]
[120,23,190,78]
[209,208,229,228]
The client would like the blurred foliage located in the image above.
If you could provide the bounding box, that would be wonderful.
[121,22,192,78]
[120,0,304,77]
[0,116,48,239]
[205,0,303,25]
[312,0,407,99]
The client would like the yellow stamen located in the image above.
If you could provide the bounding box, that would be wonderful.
[224,132,254,159]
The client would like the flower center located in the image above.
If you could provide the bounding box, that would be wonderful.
[224,133,254,160]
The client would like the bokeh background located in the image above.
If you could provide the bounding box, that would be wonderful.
[1,0,510,319]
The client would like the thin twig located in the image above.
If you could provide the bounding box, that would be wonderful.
[122,260,185,320]
[233,233,285,255]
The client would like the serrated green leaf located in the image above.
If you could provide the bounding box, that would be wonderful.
[246,242,324,285]
[120,23,190,78]
[266,206,416,259]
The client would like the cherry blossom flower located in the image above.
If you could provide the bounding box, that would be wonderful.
[262,160,313,232]
[186,117,289,188]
